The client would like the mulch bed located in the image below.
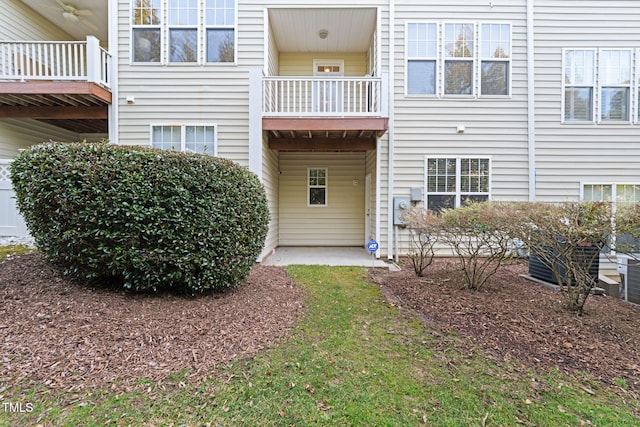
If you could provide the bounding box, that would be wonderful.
[370,258,640,395]
[0,253,305,392]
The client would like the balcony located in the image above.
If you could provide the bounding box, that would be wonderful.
[262,75,388,151]
[0,36,111,133]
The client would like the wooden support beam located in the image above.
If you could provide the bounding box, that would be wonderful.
[0,105,108,119]
[262,117,389,132]
[269,137,376,151]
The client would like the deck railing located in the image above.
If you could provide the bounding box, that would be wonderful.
[0,36,111,88]
[263,76,384,116]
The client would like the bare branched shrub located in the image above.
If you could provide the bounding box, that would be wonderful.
[512,202,612,314]
[437,202,525,291]
[404,207,440,277]
[614,203,640,257]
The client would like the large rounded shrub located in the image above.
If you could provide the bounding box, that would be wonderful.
[10,142,270,293]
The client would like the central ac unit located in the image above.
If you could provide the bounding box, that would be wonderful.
[617,254,640,304]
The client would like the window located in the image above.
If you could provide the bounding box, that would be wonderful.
[131,0,236,64]
[206,0,235,62]
[405,22,511,97]
[406,23,437,95]
[583,183,640,207]
[425,157,490,212]
[480,23,510,96]
[308,168,327,206]
[600,50,631,121]
[444,23,474,95]
[151,125,216,155]
[564,50,595,121]
[132,0,161,62]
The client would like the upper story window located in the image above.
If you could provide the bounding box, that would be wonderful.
[600,50,631,122]
[424,157,491,213]
[563,49,635,123]
[407,23,437,95]
[444,23,474,95]
[132,0,236,64]
[406,22,511,98]
[152,125,217,155]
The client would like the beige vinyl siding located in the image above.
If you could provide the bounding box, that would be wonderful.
[389,1,529,255]
[279,152,365,246]
[279,53,368,76]
[365,148,377,242]
[261,136,279,258]
[0,120,80,159]
[533,1,640,201]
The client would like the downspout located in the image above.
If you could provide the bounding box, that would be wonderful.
[387,0,395,259]
[527,0,536,201]
[108,0,118,144]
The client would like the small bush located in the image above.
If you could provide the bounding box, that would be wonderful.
[10,142,270,294]
[404,207,439,277]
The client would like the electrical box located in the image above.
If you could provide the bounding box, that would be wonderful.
[410,187,423,202]
[393,196,411,225]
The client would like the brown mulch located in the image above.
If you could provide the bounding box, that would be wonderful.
[0,253,305,392]
[370,258,640,394]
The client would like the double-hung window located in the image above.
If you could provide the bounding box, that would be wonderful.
[132,0,236,64]
[444,23,474,95]
[480,23,510,96]
[425,157,490,213]
[152,125,217,155]
[406,23,437,95]
[563,49,595,122]
[132,0,161,62]
[599,49,631,122]
[308,168,327,206]
[406,22,511,97]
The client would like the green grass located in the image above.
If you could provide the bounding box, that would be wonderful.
[2,265,639,426]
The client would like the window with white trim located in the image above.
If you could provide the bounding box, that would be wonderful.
[405,22,511,98]
[480,23,510,96]
[406,23,437,95]
[583,183,640,207]
[151,125,216,155]
[308,168,327,207]
[600,50,631,122]
[425,157,490,212]
[563,49,595,122]
[444,23,474,95]
[131,0,236,64]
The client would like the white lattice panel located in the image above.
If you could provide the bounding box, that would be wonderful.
[0,165,10,183]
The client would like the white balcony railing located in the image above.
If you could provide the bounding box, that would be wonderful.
[263,76,384,116]
[0,36,111,88]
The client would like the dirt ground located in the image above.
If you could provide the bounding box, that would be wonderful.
[1,252,639,397]
[370,258,640,395]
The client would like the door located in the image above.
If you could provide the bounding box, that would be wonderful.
[313,60,344,113]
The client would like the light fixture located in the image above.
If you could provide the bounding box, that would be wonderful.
[62,11,79,22]
[318,29,328,39]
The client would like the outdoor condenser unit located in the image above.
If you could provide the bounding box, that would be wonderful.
[617,254,640,304]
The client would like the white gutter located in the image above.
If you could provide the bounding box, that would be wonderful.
[527,0,536,201]
[108,0,118,144]
[387,0,395,259]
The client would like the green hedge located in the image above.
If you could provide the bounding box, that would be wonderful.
[10,142,270,294]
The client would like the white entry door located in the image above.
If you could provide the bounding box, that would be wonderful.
[313,60,344,113]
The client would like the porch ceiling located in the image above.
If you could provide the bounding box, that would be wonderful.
[19,0,108,42]
[268,8,377,53]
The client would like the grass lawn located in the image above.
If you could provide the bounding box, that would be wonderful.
[2,264,638,426]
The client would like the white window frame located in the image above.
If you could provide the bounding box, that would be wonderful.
[150,124,218,156]
[307,167,328,207]
[405,22,438,97]
[442,22,476,97]
[581,182,640,209]
[598,49,632,123]
[562,49,596,123]
[424,156,492,212]
[479,22,512,97]
[130,0,237,65]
